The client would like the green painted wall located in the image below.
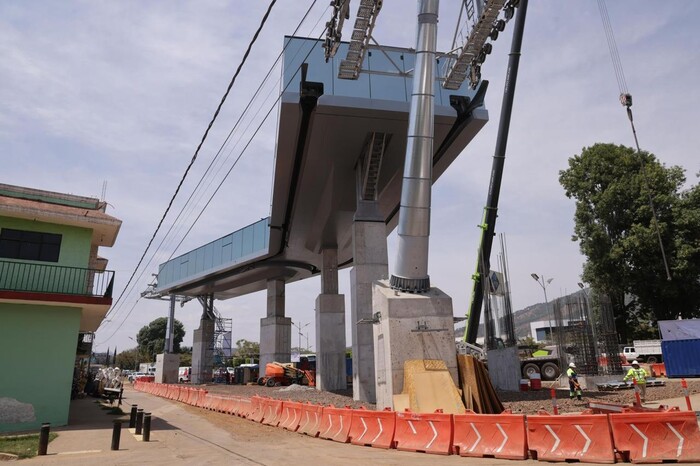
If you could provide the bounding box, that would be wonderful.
[0,303,81,433]
[0,216,92,267]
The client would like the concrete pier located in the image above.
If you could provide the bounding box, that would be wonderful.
[191,316,214,384]
[259,279,291,371]
[155,353,179,384]
[315,248,347,390]
[372,280,458,410]
[350,219,388,402]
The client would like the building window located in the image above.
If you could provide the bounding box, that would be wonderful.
[0,228,62,262]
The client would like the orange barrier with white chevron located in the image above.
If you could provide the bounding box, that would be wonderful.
[348,407,396,449]
[260,397,283,426]
[609,410,700,463]
[453,410,527,460]
[394,410,453,455]
[527,413,615,463]
[318,405,352,443]
[297,402,323,437]
[278,401,303,432]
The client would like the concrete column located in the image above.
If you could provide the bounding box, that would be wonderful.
[259,279,291,372]
[191,316,215,384]
[350,220,388,402]
[372,279,458,410]
[315,248,347,391]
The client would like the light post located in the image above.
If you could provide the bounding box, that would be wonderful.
[292,321,309,354]
[531,273,555,343]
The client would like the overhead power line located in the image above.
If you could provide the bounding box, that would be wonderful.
[107,0,278,316]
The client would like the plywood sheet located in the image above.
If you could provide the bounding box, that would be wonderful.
[410,371,465,414]
[393,393,410,412]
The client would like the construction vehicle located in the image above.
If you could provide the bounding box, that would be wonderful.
[257,362,315,387]
[519,345,563,381]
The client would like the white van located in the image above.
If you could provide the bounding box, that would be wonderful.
[178,366,191,383]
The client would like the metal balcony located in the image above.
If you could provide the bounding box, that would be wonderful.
[0,260,114,298]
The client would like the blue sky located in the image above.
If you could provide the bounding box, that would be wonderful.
[1,1,698,353]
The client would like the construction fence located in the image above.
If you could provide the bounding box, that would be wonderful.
[134,380,700,463]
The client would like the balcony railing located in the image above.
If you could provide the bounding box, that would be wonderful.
[0,260,114,298]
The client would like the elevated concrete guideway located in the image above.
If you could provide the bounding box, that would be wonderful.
[155,37,488,299]
[153,36,488,399]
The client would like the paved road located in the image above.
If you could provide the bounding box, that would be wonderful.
[25,387,537,465]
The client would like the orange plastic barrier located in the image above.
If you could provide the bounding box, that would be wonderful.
[278,401,303,432]
[527,413,615,463]
[319,406,353,443]
[260,398,283,426]
[248,396,265,422]
[178,387,189,403]
[237,397,253,418]
[394,410,453,455]
[453,411,527,460]
[650,363,666,377]
[609,410,700,463]
[348,408,396,449]
[297,403,323,437]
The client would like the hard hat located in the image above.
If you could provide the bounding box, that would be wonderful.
[632,360,639,365]
[569,362,576,368]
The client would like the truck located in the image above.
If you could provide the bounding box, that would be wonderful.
[519,345,563,381]
[139,363,156,374]
[622,339,663,363]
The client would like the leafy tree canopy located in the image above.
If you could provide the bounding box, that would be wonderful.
[115,348,145,370]
[559,143,700,341]
[229,339,259,366]
[136,317,186,361]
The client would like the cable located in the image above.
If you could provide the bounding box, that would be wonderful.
[597,0,672,281]
[108,0,278,315]
[102,1,322,325]
[98,7,329,343]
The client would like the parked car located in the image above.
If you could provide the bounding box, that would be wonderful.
[128,372,147,382]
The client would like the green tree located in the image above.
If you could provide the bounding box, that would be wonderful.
[229,339,259,366]
[179,346,192,366]
[115,348,144,370]
[136,317,186,361]
[559,143,700,341]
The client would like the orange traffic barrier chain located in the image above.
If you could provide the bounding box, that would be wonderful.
[348,407,396,449]
[260,398,284,427]
[393,410,453,455]
[527,413,615,463]
[609,410,700,463]
[278,401,303,432]
[453,410,527,460]
[248,396,265,422]
[297,402,323,437]
[237,397,253,418]
[318,405,353,443]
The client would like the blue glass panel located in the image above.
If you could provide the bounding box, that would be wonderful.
[231,230,242,259]
[253,219,266,251]
[367,49,408,102]
[241,226,254,256]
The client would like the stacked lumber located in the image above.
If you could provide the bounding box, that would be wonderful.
[457,354,504,414]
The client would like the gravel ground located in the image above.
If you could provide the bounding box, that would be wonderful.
[191,378,700,415]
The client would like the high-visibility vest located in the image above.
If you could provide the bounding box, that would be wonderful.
[566,368,577,378]
[625,367,647,384]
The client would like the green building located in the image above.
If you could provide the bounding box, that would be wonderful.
[0,183,121,433]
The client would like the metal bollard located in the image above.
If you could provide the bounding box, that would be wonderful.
[682,378,693,411]
[135,409,144,435]
[111,420,122,450]
[38,423,50,456]
[129,405,138,428]
[142,413,151,442]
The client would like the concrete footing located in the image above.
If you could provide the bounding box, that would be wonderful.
[155,353,179,384]
[372,280,458,410]
[486,346,521,392]
[191,318,214,384]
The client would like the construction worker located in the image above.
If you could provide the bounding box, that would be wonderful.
[624,360,648,402]
[566,362,582,401]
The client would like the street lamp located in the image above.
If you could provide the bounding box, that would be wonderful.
[292,321,309,354]
[531,273,555,343]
